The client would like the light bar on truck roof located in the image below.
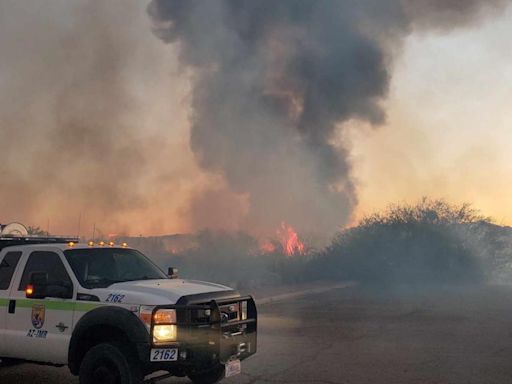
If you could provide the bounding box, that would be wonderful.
[0,236,80,251]
[85,241,129,248]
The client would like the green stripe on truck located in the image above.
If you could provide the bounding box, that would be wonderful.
[0,298,8,307]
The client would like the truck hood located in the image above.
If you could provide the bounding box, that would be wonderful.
[90,279,235,306]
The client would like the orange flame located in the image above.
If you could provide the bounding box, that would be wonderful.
[278,222,305,256]
[259,223,306,256]
[259,240,277,254]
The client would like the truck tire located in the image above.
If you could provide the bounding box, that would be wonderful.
[79,342,143,384]
[188,364,225,384]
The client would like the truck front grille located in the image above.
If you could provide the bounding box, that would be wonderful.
[186,302,240,325]
[219,302,240,323]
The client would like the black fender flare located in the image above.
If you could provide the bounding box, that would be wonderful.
[68,305,150,374]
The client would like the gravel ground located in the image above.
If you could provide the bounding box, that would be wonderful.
[2,284,512,383]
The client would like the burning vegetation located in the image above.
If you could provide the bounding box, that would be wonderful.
[113,199,512,289]
[259,223,306,257]
[278,223,306,256]
[18,198,512,290]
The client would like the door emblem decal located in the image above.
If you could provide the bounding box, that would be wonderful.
[31,304,45,329]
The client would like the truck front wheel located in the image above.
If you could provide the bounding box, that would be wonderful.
[79,342,143,384]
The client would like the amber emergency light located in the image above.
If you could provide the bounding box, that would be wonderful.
[25,284,34,297]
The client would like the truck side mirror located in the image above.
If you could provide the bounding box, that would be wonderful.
[168,267,179,279]
[26,271,48,299]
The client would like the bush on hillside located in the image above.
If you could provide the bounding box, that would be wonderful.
[309,198,490,286]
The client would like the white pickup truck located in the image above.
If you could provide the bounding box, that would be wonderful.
[0,234,257,384]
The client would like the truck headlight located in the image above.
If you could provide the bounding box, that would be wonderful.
[153,325,177,343]
[153,309,177,343]
[139,308,178,343]
[154,309,176,324]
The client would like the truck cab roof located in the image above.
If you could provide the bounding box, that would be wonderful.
[0,238,235,305]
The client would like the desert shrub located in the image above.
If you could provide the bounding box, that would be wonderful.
[310,199,489,286]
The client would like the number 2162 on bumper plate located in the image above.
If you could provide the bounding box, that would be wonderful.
[151,348,178,362]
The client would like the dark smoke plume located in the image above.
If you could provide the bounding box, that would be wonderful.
[147,0,509,238]
[0,1,164,233]
[0,1,508,238]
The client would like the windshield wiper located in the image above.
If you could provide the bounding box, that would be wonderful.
[124,276,159,283]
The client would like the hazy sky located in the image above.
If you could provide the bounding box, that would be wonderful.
[351,3,512,224]
[1,1,511,237]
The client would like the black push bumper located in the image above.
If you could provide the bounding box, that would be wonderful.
[144,294,257,375]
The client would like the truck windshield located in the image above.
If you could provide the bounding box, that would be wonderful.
[64,248,168,289]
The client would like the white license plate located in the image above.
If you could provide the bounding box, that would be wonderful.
[225,359,241,378]
[150,348,178,362]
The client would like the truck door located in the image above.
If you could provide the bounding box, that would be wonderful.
[0,250,23,357]
[5,250,75,364]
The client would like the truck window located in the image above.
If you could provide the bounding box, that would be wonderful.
[0,251,22,290]
[64,248,167,289]
[18,251,73,298]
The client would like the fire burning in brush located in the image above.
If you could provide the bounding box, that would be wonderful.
[259,240,277,254]
[279,223,306,256]
[260,222,306,256]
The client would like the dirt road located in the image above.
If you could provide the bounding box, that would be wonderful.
[2,284,512,383]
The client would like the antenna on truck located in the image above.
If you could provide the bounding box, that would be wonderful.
[77,212,82,240]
